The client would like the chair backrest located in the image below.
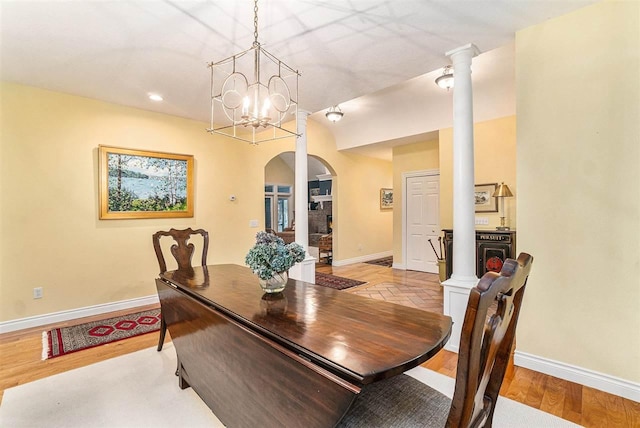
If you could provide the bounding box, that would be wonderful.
[152,228,209,274]
[447,252,533,428]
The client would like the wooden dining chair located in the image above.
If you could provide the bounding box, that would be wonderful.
[152,228,209,351]
[338,252,533,428]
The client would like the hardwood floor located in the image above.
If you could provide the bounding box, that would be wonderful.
[1,263,638,427]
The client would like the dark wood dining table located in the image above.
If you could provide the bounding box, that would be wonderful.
[156,264,452,428]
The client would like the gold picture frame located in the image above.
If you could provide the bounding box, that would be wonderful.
[474,183,498,213]
[98,145,194,219]
[380,188,393,209]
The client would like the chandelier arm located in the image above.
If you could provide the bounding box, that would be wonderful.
[210,64,214,126]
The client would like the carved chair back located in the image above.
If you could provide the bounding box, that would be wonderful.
[152,228,209,273]
[447,252,533,427]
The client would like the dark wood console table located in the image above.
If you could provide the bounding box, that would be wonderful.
[156,264,452,428]
[442,229,516,280]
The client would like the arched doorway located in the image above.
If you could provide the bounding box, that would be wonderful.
[264,152,335,264]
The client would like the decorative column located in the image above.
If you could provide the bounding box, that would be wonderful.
[289,110,316,283]
[441,43,480,353]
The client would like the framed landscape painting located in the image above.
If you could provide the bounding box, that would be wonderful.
[99,146,194,219]
[474,183,498,213]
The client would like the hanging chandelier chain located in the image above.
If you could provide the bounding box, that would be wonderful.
[253,0,259,46]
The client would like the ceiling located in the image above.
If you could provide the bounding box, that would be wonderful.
[1,1,597,157]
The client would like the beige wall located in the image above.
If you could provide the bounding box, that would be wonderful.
[0,82,392,322]
[264,156,295,186]
[439,116,517,230]
[516,1,639,382]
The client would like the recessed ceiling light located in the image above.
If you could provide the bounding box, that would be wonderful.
[148,93,163,102]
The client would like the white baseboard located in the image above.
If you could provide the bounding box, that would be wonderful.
[0,295,160,334]
[514,350,640,403]
[331,250,393,267]
[392,262,406,269]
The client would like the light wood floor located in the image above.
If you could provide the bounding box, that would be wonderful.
[1,263,638,427]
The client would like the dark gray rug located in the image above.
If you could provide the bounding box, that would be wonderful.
[364,256,393,267]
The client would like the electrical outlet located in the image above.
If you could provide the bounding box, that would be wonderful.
[33,287,43,299]
[249,219,259,228]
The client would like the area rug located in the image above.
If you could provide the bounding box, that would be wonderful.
[364,256,393,267]
[0,343,581,428]
[315,272,366,290]
[42,309,161,360]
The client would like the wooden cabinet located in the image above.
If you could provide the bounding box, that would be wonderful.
[442,229,516,280]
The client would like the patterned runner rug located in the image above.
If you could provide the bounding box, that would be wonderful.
[42,309,161,360]
[364,256,393,267]
[315,272,366,290]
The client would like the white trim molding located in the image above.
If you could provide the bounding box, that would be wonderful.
[332,250,393,267]
[514,351,640,402]
[0,295,159,334]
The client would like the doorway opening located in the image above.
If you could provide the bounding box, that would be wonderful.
[264,153,335,264]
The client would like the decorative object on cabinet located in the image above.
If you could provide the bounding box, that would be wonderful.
[99,146,193,219]
[442,229,516,280]
[380,188,393,209]
[474,183,498,213]
[492,182,514,230]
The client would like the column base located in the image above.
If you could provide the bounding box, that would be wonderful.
[441,276,478,353]
[289,255,316,283]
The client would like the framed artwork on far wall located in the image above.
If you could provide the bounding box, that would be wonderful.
[98,145,194,219]
[380,188,393,209]
[474,183,498,213]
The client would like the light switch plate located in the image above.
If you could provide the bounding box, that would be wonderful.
[475,217,489,225]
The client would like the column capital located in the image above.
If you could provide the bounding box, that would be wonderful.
[445,43,481,60]
[297,109,311,119]
[297,110,310,137]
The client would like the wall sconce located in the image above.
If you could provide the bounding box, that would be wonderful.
[492,182,514,230]
[435,65,454,90]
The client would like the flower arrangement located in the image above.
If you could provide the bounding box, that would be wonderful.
[245,231,305,280]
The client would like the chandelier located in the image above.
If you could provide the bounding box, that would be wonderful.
[207,0,300,145]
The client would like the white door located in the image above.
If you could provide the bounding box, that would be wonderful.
[406,174,440,273]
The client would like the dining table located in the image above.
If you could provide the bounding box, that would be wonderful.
[156,264,452,428]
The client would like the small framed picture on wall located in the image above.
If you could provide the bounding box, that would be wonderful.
[380,188,393,209]
[474,183,498,213]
